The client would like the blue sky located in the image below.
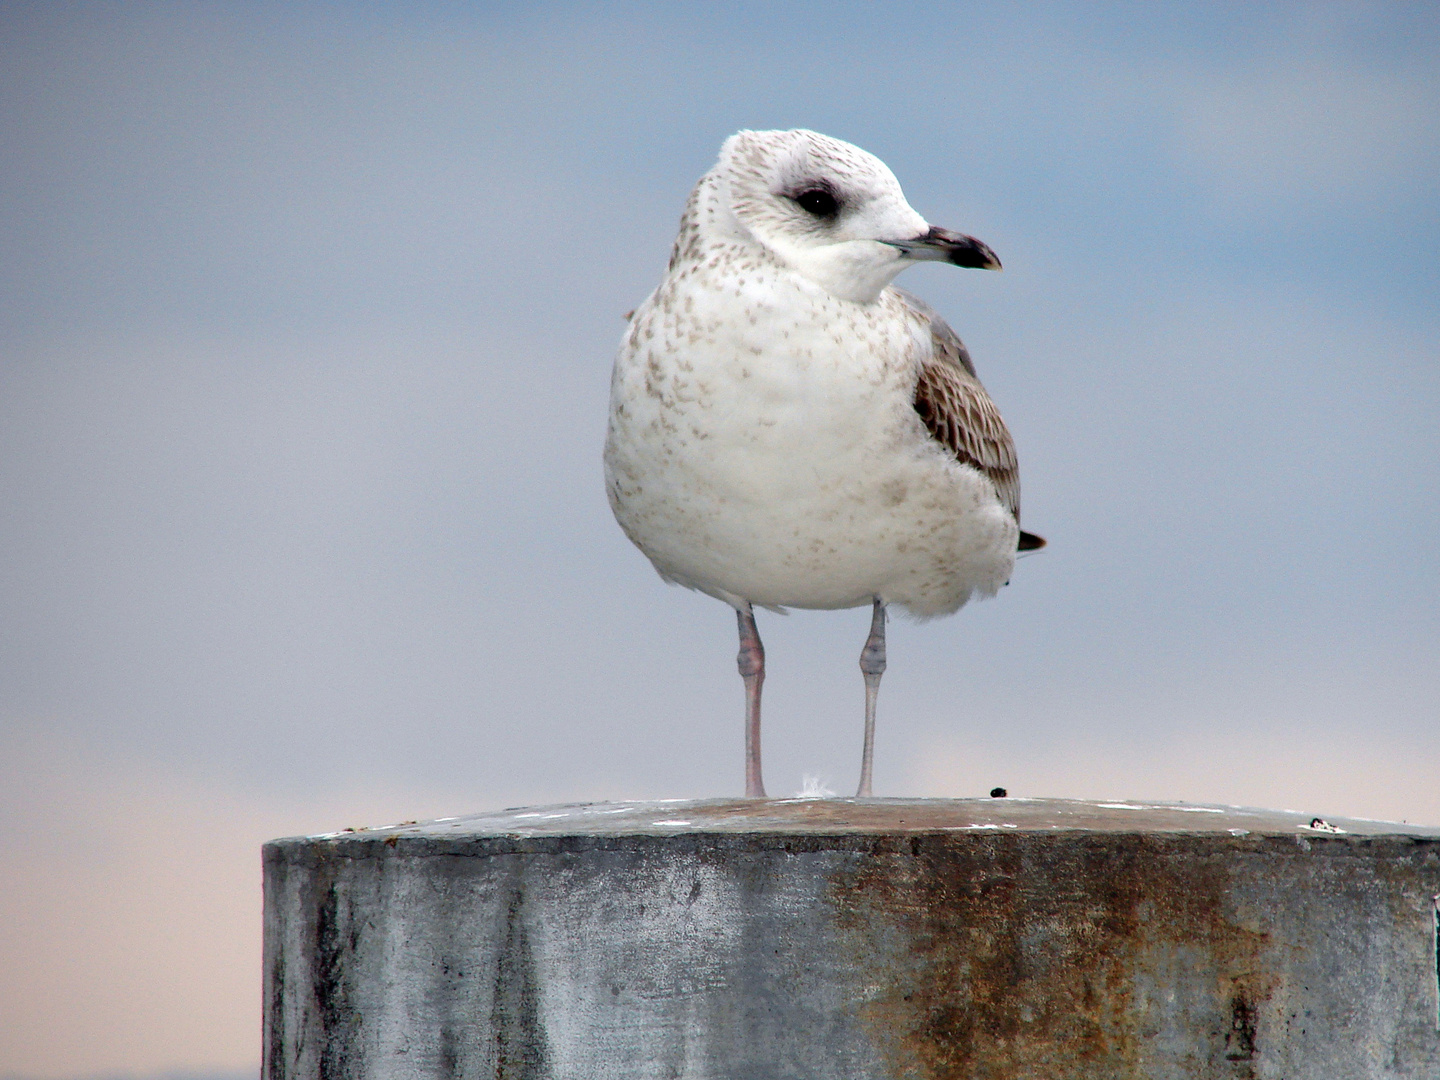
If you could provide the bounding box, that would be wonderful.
[2,3,1437,1075]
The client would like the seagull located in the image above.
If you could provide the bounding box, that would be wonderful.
[604,129,1042,798]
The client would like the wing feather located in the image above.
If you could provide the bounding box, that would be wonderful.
[895,289,1041,550]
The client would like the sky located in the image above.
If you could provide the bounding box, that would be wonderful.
[1,2,1437,1076]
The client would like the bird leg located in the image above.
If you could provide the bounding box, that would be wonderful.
[856,598,887,797]
[736,604,767,798]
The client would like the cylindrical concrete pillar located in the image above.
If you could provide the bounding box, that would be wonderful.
[263,799,1440,1079]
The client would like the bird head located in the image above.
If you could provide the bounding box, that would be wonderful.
[707,129,1000,304]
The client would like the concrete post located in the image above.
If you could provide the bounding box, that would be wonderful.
[263,799,1440,1078]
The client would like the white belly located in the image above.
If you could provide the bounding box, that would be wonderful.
[603,276,1017,618]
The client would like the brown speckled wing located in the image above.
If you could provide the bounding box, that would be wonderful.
[896,290,1044,551]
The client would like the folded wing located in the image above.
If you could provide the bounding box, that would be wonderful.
[897,289,1045,552]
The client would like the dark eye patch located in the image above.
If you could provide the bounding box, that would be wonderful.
[793,187,841,219]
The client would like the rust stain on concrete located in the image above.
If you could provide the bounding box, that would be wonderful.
[830,835,1276,1079]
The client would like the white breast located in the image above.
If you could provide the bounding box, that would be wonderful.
[604,254,1017,618]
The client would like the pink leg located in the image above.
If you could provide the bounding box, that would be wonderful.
[856,598,887,797]
[736,604,767,798]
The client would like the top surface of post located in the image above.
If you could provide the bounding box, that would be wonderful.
[268,797,1440,850]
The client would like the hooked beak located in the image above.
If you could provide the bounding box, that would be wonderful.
[885,226,1001,270]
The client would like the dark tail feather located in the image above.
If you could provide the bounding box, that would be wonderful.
[1018,531,1046,552]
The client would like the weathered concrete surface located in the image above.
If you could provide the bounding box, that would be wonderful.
[263,798,1440,1079]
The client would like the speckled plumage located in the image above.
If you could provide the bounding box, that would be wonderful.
[605,130,1031,619]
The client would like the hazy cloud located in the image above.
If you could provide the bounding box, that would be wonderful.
[1175,58,1440,217]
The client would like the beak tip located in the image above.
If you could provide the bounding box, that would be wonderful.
[948,247,1003,272]
[972,242,1002,272]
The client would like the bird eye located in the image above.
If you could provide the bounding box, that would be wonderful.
[794,188,840,218]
